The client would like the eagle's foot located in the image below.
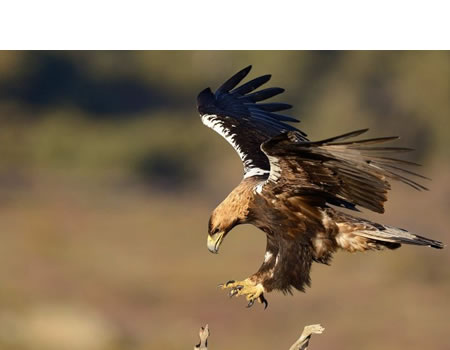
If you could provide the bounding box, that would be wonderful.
[219,278,268,309]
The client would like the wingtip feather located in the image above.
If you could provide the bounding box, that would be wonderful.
[216,65,253,94]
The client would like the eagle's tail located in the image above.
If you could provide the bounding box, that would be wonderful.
[332,211,444,252]
[354,224,444,249]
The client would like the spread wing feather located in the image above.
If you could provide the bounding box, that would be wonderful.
[260,129,428,213]
[249,103,293,112]
[231,74,272,95]
[197,65,306,178]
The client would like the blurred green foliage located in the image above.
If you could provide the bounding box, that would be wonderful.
[0,52,449,350]
[0,51,448,191]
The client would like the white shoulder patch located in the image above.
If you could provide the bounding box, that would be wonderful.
[253,182,264,195]
[201,114,269,179]
[244,167,269,179]
[267,154,282,183]
[252,154,282,194]
[263,251,273,262]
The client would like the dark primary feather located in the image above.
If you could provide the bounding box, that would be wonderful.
[232,74,271,95]
[239,87,286,102]
[197,66,306,176]
[261,129,429,213]
[251,103,293,112]
[215,65,252,94]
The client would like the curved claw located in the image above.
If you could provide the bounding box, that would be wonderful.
[259,294,269,310]
[218,280,236,288]
[229,289,239,297]
[246,299,255,308]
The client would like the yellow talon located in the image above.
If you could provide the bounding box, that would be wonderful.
[219,278,267,308]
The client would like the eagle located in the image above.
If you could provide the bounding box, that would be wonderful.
[197,65,443,309]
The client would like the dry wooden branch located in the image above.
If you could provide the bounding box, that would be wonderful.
[288,324,324,350]
[193,323,324,349]
[194,324,209,350]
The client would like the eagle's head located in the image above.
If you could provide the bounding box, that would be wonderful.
[207,207,240,254]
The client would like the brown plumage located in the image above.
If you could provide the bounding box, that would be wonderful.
[198,66,443,308]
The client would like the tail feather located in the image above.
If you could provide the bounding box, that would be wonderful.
[356,225,444,249]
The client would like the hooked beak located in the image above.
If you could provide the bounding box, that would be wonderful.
[207,231,225,254]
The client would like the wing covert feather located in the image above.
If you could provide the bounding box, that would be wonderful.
[197,66,306,178]
[260,130,427,213]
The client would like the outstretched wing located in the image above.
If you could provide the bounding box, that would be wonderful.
[259,129,428,213]
[197,65,306,178]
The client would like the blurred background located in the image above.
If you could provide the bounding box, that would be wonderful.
[0,51,448,350]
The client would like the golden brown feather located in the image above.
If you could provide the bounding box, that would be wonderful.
[199,67,443,308]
